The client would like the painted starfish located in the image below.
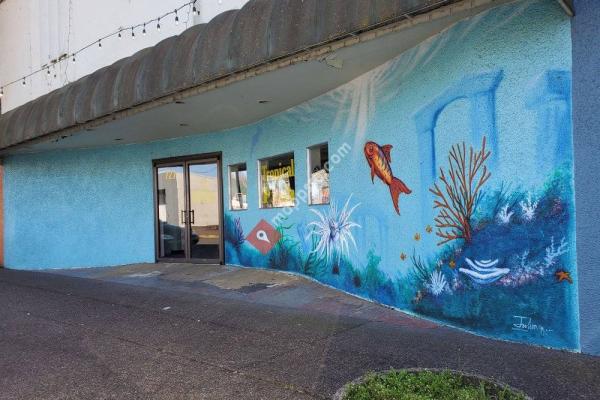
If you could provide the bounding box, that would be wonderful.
[555,269,573,284]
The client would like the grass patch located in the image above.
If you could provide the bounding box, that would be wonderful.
[343,370,527,400]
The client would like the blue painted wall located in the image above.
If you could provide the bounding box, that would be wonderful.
[4,0,581,351]
[572,0,600,356]
[4,147,156,268]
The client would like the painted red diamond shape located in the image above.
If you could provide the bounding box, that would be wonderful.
[247,219,281,255]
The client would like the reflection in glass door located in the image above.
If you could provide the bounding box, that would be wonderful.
[154,155,223,263]
[156,166,186,259]
[188,162,221,261]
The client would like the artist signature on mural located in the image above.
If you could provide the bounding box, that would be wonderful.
[512,316,553,337]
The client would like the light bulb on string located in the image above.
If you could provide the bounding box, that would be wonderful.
[7,1,215,89]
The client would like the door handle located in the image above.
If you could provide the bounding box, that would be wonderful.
[181,210,186,224]
[190,210,195,225]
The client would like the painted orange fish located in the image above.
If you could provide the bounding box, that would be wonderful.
[364,141,411,214]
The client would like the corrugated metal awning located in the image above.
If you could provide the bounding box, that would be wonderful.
[0,0,457,152]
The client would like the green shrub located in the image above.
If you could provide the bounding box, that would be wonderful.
[343,370,527,400]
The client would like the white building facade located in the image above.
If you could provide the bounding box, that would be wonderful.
[0,0,248,112]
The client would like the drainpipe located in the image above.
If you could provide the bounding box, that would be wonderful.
[0,160,3,268]
[557,0,574,17]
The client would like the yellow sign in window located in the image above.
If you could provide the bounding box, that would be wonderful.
[259,153,295,208]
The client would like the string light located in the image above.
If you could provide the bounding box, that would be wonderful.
[1,0,200,97]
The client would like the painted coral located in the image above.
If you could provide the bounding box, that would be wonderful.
[430,137,491,245]
[520,192,539,222]
[543,236,568,273]
[496,204,514,225]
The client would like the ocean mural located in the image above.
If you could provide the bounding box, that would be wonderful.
[224,0,578,350]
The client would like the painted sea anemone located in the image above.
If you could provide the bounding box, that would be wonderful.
[426,270,449,296]
[307,195,361,265]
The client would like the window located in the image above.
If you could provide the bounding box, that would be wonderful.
[259,153,295,208]
[229,163,248,210]
[307,143,329,205]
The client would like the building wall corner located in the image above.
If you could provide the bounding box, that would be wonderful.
[572,0,600,356]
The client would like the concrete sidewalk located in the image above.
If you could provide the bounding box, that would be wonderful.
[0,263,598,399]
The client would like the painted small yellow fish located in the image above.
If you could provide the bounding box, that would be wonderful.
[414,233,421,241]
[426,225,433,233]
[449,259,456,269]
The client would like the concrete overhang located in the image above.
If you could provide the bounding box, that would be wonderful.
[0,0,518,156]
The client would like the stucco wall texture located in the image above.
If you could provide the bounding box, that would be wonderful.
[4,148,156,268]
[4,0,589,352]
[572,0,600,356]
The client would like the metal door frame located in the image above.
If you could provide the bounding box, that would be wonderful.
[153,152,223,264]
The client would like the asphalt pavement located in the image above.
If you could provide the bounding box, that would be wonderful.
[0,263,598,399]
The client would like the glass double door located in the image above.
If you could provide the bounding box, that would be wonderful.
[155,157,222,263]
